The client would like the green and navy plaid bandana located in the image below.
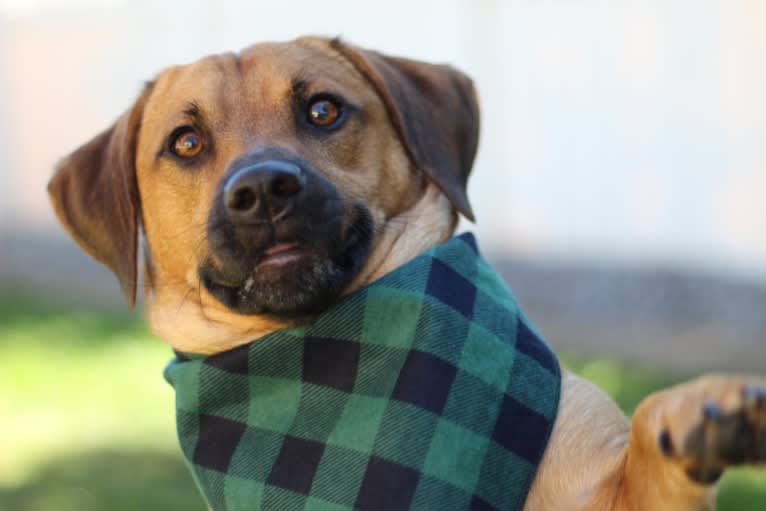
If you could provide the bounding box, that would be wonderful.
[165,233,560,511]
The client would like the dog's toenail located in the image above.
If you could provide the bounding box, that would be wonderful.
[743,387,766,408]
[658,430,675,457]
[686,466,723,485]
[703,401,721,422]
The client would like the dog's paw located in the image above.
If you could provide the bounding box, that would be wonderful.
[656,376,766,484]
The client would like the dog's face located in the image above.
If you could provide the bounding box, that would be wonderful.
[48,37,479,353]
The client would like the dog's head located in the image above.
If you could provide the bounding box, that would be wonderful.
[48,37,480,353]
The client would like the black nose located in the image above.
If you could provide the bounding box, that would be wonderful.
[223,160,306,221]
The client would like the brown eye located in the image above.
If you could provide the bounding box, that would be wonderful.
[307,97,341,127]
[171,128,204,158]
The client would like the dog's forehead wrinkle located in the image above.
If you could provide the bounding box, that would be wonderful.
[241,38,369,92]
[296,36,360,70]
[182,100,201,117]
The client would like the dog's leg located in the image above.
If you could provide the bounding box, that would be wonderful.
[527,373,766,511]
[611,374,766,510]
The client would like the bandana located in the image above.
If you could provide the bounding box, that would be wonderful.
[165,233,560,511]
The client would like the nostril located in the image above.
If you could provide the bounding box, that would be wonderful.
[271,174,302,198]
[229,186,257,212]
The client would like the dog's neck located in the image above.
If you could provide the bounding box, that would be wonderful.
[345,185,457,296]
[144,185,456,355]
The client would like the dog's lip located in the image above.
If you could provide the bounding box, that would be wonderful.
[263,242,300,257]
[257,242,308,268]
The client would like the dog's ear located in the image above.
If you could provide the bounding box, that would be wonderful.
[332,39,480,221]
[48,83,153,307]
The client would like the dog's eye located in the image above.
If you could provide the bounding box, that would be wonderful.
[307,97,342,127]
[170,128,204,158]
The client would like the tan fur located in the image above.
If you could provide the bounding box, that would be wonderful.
[48,37,765,510]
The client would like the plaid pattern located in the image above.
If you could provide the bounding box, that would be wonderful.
[165,233,560,511]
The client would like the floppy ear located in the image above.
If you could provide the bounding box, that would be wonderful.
[331,39,480,221]
[48,83,153,307]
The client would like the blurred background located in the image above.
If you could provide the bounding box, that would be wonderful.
[1,0,764,509]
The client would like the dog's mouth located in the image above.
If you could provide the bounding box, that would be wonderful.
[199,205,373,316]
[258,242,308,268]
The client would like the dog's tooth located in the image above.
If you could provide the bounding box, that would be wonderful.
[243,277,255,292]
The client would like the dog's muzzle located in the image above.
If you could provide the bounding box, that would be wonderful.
[201,148,373,316]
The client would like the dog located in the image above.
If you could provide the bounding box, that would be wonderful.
[48,36,765,510]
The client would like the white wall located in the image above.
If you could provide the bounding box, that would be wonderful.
[1,0,764,280]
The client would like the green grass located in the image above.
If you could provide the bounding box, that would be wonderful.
[1,292,763,510]
[0,293,205,511]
